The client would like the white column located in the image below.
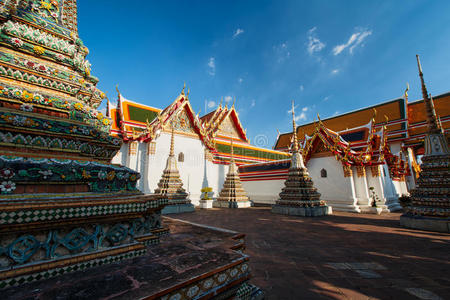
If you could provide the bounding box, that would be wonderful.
[353,167,371,212]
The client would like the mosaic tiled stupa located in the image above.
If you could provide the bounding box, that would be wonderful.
[400,56,450,233]
[272,101,331,216]
[0,0,168,288]
[155,124,195,214]
[214,140,251,208]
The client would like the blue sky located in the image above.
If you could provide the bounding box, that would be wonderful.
[78,0,450,148]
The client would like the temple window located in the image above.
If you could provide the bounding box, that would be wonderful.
[320,168,327,178]
[148,141,156,155]
[178,152,185,162]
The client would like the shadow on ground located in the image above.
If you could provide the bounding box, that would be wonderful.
[170,207,450,300]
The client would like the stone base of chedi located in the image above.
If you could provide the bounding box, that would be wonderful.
[400,139,450,233]
[271,152,332,216]
[1,218,264,299]
[156,127,195,214]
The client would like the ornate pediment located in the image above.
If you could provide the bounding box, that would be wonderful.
[218,115,241,138]
[171,108,196,134]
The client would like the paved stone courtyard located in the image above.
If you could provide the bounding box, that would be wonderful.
[170,207,450,300]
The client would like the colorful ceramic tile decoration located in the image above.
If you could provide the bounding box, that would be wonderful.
[155,124,195,214]
[0,0,167,288]
[272,101,332,216]
[400,56,450,233]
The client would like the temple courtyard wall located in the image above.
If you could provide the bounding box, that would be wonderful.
[242,156,405,212]
[112,132,228,206]
[113,136,407,212]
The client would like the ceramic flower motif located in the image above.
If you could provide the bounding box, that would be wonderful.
[38,170,53,179]
[98,171,107,180]
[11,38,23,48]
[20,103,33,112]
[0,168,15,179]
[55,54,65,61]
[74,102,83,111]
[13,115,27,126]
[0,181,16,194]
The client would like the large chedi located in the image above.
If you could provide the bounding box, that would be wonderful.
[272,101,331,216]
[155,125,194,214]
[214,140,251,208]
[400,56,450,233]
[0,1,167,288]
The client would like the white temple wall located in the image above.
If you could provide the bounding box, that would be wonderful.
[307,156,360,212]
[209,162,227,199]
[145,133,206,206]
[242,180,285,205]
[110,133,241,206]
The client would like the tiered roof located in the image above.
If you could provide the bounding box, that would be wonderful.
[110,90,290,165]
[275,93,449,154]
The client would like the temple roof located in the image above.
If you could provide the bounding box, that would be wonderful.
[406,92,450,144]
[110,90,290,164]
[200,105,249,142]
[275,93,450,151]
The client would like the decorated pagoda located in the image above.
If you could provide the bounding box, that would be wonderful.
[400,56,450,232]
[0,0,168,288]
[272,101,331,216]
[0,1,263,298]
[155,124,195,214]
[214,140,251,208]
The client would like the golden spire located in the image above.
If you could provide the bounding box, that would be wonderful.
[416,55,440,133]
[291,100,298,152]
[181,82,186,95]
[232,97,236,109]
[230,139,234,161]
[170,122,175,156]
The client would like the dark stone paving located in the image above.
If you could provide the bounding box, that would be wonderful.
[3,219,246,300]
[171,207,450,300]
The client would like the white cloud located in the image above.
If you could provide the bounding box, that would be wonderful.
[207,57,216,76]
[274,42,290,62]
[333,111,340,116]
[299,85,304,92]
[295,112,307,122]
[332,28,372,55]
[238,78,243,83]
[302,106,308,112]
[323,96,330,101]
[331,69,339,75]
[250,99,256,108]
[307,27,325,55]
[233,28,244,39]
[224,95,232,103]
[207,100,216,108]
